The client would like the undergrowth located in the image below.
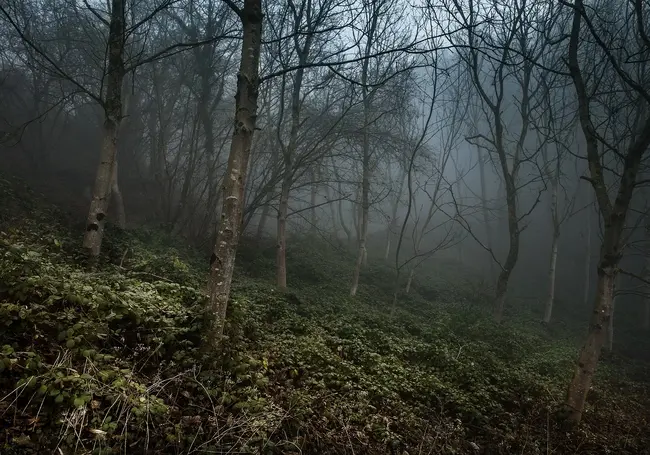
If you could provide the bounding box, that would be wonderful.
[0,175,649,454]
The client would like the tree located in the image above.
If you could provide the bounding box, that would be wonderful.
[562,0,650,427]
[350,0,413,296]
[440,0,552,321]
[207,0,263,344]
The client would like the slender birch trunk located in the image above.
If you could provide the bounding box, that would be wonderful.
[384,168,406,260]
[83,0,125,259]
[207,0,262,344]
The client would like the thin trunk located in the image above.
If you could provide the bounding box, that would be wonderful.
[83,0,125,259]
[478,147,495,280]
[493,174,519,323]
[544,170,560,324]
[544,232,559,323]
[606,288,617,353]
[643,223,650,331]
[310,167,318,231]
[583,201,592,307]
[405,268,414,294]
[257,203,270,240]
[350,6,378,297]
[351,144,370,296]
[276,174,291,288]
[207,0,262,345]
[384,168,406,260]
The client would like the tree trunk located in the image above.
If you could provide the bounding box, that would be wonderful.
[310,166,318,231]
[207,0,262,345]
[350,138,370,296]
[492,175,519,323]
[83,0,125,259]
[111,161,126,229]
[405,268,414,294]
[543,231,559,324]
[384,168,406,260]
[583,197,592,307]
[478,147,495,280]
[544,171,560,324]
[276,174,291,288]
[606,289,617,353]
[643,223,650,331]
[564,259,616,425]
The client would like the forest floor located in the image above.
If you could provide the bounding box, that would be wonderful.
[1,174,649,454]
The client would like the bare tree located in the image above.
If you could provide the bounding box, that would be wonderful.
[207,0,263,344]
[562,0,650,427]
[438,0,553,321]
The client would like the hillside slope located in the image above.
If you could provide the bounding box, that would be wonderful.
[0,176,649,454]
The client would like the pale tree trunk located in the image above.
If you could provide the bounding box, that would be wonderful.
[256,203,270,240]
[110,73,133,230]
[275,17,312,288]
[384,168,406,261]
[351,132,370,296]
[405,268,414,294]
[276,174,291,288]
[350,6,378,297]
[583,199,592,307]
[310,166,318,231]
[543,231,559,323]
[207,0,262,345]
[477,147,495,281]
[543,167,560,324]
[83,0,125,259]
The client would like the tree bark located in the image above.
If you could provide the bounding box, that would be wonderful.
[583,199,592,307]
[384,168,406,261]
[276,173,291,288]
[83,0,125,259]
[207,0,262,345]
[477,146,495,281]
[111,161,126,229]
[563,0,650,426]
[493,174,520,323]
[544,168,560,324]
[350,5,379,296]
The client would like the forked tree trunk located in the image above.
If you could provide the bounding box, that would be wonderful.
[83,0,125,259]
[207,0,262,345]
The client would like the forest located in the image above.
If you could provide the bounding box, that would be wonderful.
[0,0,649,453]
